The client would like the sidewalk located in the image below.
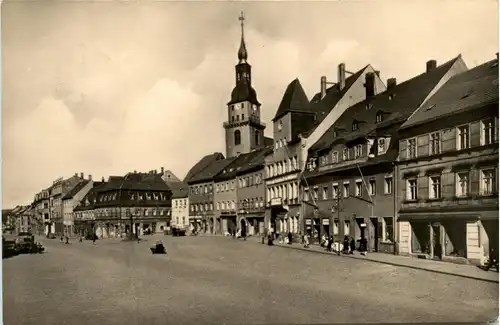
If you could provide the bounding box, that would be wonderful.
[244,236,499,283]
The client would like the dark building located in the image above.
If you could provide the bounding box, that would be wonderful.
[303,55,467,252]
[397,55,499,265]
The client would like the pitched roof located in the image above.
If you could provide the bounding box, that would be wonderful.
[73,182,105,211]
[272,78,312,122]
[237,146,273,175]
[183,152,225,183]
[166,181,189,198]
[309,56,462,154]
[214,148,269,181]
[187,157,237,185]
[62,180,90,200]
[304,65,369,137]
[401,58,498,130]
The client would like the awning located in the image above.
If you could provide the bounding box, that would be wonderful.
[398,213,480,222]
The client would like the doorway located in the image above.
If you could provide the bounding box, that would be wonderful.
[370,218,379,252]
[432,223,442,260]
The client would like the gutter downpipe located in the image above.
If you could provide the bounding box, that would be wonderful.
[393,161,399,256]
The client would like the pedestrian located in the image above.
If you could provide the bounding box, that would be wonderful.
[327,235,333,252]
[287,232,293,245]
[303,233,309,248]
[320,234,327,247]
[349,236,356,255]
[360,236,368,256]
[92,233,96,245]
[343,235,350,254]
[65,235,69,245]
[60,235,64,243]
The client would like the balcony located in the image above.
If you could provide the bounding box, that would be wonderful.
[223,116,266,129]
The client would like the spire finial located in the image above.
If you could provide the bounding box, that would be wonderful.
[237,11,248,62]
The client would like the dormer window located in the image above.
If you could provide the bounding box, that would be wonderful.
[376,113,383,123]
[352,122,359,131]
[342,148,349,161]
[378,138,386,154]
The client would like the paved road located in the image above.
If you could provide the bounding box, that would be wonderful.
[3,235,498,325]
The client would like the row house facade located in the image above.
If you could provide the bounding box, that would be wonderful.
[170,182,189,228]
[303,56,467,250]
[62,178,94,236]
[73,172,172,237]
[265,64,386,237]
[33,189,50,235]
[397,56,499,265]
[188,158,235,234]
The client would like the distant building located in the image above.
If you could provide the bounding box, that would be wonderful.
[170,182,189,229]
[62,178,94,236]
[397,55,498,265]
[73,171,172,237]
[304,55,467,251]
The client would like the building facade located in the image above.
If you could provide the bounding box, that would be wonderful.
[397,57,499,265]
[62,179,94,236]
[171,183,189,229]
[303,56,467,250]
[264,63,386,237]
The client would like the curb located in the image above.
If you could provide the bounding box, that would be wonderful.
[269,243,499,284]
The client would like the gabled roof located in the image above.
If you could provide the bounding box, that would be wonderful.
[167,181,189,198]
[237,146,273,175]
[304,65,369,137]
[183,152,225,183]
[73,182,104,211]
[188,157,237,185]
[214,147,270,181]
[309,55,463,154]
[401,58,498,130]
[62,180,90,200]
[272,78,312,122]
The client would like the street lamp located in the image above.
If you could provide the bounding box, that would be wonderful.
[331,195,344,255]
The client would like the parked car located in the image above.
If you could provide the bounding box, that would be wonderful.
[2,237,20,258]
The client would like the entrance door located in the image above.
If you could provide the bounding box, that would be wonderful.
[432,223,442,260]
[370,218,379,252]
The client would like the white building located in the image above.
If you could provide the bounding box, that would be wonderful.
[170,183,189,229]
[62,178,95,236]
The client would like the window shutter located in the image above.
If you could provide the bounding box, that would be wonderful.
[470,169,480,195]
[417,176,428,199]
[417,135,429,157]
[442,172,455,198]
[470,122,481,147]
[399,140,407,160]
[441,128,456,153]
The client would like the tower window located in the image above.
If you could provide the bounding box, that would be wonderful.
[255,130,260,146]
[234,130,241,146]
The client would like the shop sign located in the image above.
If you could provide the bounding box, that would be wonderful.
[270,198,282,206]
[305,219,311,225]
[360,223,367,227]
[322,219,329,225]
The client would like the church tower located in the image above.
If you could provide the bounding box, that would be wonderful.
[224,12,266,159]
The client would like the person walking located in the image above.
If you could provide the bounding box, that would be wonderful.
[287,232,293,245]
[349,236,356,255]
[327,235,333,252]
[343,235,350,254]
[303,233,310,248]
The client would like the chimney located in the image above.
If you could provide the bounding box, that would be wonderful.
[426,60,437,72]
[338,63,346,91]
[320,76,327,99]
[101,176,105,182]
[387,78,397,90]
[154,169,158,174]
[161,167,164,174]
[364,72,375,99]
[88,174,92,181]
[74,173,78,177]
[375,70,380,77]
[496,52,499,61]
[80,173,84,179]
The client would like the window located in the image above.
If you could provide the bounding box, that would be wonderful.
[429,132,441,155]
[322,186,328,200]
[236,115,240,121]
[378,138,386,155]
[344,220,350,235]
[384,176,393,194]
[429,175,441,199]
[304,189,309,201]
[255,131,260,146]
[456,171,469,197]
[332,152,338,163]
[457,125,470,150]
[313,187,319,201]
[343,182,350,198]
[352,122,358,131]
[242,114,245,120]
[376,113,383,123]
[342,148,349,160]
[480,169,496,195]
[407,138,417,159]
[234,130,241,146]
[383,217,393,243]
[407,178,417,200]
[332,184,339,199]
[369,179,376,196]
[333,220,339,235]
[481,118,495,145]
[355,180,362,196]
[354,145,362,158]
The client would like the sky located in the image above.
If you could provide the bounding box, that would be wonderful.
[1,0,498,208]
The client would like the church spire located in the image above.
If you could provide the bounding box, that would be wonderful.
[237,11,248,63]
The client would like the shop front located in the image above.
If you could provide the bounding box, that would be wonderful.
[220,213,237,235]
[238,213,265,236]
[398,211,497,265]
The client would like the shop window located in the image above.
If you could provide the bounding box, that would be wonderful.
[383,217,393,242]
[442,221,467,258]
[411,223,430,254]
